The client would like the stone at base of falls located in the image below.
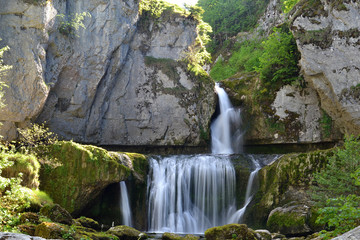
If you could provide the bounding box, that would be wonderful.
[39,204,73,225]
[74,217,101,231]
[204,224,257,240]
[0,232,46,240]
[162,232,183,240]
[35,222,64,239]
[254,229,272,240]
[267,205,312,236]
[107,225,148,240]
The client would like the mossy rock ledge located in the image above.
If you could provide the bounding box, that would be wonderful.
[38,141,148,215]
[246,149,333,230]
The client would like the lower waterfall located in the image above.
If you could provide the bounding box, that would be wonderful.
[147,155,237,234]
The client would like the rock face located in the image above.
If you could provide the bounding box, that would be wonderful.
[290,0,360,135]
[0,0,215,146]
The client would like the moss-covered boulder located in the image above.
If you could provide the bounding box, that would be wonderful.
[267,204,311,236]
[75,216,101,231]
[40,204,73,225]
[20,212,40,225]
[204,224,257,240]
[162,232,183,240]
[107,225,148,240]
[35,222,65,239]
[246,149,333,229]
[38,141,138,214]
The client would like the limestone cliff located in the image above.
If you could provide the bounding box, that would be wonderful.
[0,0,215,146]
[290,0,360,135]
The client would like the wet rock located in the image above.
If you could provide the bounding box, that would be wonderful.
[255,229,272,240]
[267,204,311,236]
[205,223,257,240]
[162,232,182,240]
[107,225,148,240]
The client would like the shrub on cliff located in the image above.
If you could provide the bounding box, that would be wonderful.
[255,27,301,84]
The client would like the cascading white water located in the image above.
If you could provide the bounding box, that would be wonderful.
[211,83,242,154]
[119,181,132,227]
[228,156,261,223]
[146,84,260,234]
[147,155,237,234]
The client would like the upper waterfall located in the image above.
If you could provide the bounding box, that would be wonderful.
[211,84,242,154]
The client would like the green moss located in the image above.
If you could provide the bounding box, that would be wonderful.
[1,152,41,189]
[267,209,306,232]
[293,26,333,49]
[162,232,183,240]
[247,149,334,228]
[205,224,257,240]
[320,110,332,139]
[37,141,131,214]
[124,152,148,180]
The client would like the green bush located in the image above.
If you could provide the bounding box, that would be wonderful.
[255,27,301,84]
[58,12,91,38]
[281,0,300,14]
[209,39,263,81]
[311,135,360,238]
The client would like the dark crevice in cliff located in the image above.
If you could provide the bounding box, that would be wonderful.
[84,29,139,143]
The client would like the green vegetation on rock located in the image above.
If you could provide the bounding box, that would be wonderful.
[247,149,333,228]
[197,0,269,40]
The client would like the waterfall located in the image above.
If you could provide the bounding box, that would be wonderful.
[211,83,242,154]
[228,156,261,223]
[147,155,237,234]
[119,181,132,227]
[146,84,260,234]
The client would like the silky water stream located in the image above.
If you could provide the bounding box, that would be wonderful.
[145,84,270,234]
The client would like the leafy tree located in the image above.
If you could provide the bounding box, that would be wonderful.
[255,27,301,84]
[197,0,269,38]
[210,38,264,81]
[57,12,91,38]
[311,135,360,238]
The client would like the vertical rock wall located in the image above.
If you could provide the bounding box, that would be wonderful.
[290,0,360,135]
[0,0,215,146]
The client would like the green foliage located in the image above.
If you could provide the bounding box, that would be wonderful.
[0,39,11,110]
[320,110,332,138]
[139,0,166,18]
[315,195,360,239]
[197,0,269,37]
[17,123,58,151]
[311,135,360,238]
[255,27,301,84]
[58,12,91,38]
[182,10,212,76]
[210,39,263,81]
[281,0,300,14]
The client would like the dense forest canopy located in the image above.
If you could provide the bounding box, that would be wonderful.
[196,0,270,38]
